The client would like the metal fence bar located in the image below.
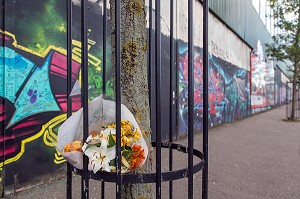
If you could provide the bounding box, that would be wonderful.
[1,1,6,197]
[115,0,122,198]
[66,0,73,198]
[202,0,209,199]
[286,83,289,119]
[148,0,153,126]
[81,0,89,198]
[169,0,174,198]
[155,0,162,198]
[101,1,107,197]
[102,0,107,95]
[187,0,194,198]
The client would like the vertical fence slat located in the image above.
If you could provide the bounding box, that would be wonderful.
[102,0,107,95]
[101,1,107,197]
[202,0,209,199]
[155,0,162,198]
[187,0,194,198]
[148,0,153,129]
[169,0,174,198]
[1,1,6,197]
[81,0,89,198]
[286,83,288,119]
[115,0,122,198]
[66,0,73,198]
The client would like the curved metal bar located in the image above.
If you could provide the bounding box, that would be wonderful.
[71,142,204,184]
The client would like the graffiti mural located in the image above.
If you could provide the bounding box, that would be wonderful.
[178,41,250,135]
[251,41,275,109]
[274,68,290,106]
[0,0,115,187]
[0,31,81,165]
[250,41,290,114]
[0,0,290,190]
[0,32,116,182]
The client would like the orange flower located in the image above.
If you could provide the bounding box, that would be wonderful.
[91,130,103,139]
[129,145,145,170]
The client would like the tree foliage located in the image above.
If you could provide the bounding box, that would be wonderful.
[267,0,300,63]
[267,0,300,120]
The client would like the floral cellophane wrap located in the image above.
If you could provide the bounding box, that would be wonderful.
[56,95,148,172]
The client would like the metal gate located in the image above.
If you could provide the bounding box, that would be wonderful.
[286,82,300,120]
[65,0,209,198]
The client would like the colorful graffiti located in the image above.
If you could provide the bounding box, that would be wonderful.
[0,0,114,186]
[0,31,80,165]
[0,0,291,190]
[178,42,250,135]
[0,30,114,167]
[274,68,290,106]
[250,41,275,109]
[250,41,290,114]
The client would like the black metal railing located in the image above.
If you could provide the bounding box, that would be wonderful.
[66,0,209,198]
[286,82,300,121]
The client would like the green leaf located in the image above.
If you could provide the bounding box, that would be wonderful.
[84,143,101,152]
[107,132,116,148]
[122,150,135,159]
[109,158,116,166]
[124,145,132,151]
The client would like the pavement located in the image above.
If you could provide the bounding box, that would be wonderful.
[8,106,300,199]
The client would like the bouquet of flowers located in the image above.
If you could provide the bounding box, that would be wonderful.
[56,96,148,173]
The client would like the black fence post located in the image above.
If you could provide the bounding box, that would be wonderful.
[202,0,209,199]
[155,0,162,198]
[66,0,72,198]
[114,0,122,198]
[286,83,289,119]
[81,0,89,198]
[101,0,107,198]
[169,0,175,198]
[188,0,194,198]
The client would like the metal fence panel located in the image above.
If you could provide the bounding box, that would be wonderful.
[66,0,208,198]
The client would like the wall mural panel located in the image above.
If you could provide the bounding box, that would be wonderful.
[250,41,290,114]
[250,41,275,110]
[0,0,114,187]
[0,0,287,190]
[178,41,251,136]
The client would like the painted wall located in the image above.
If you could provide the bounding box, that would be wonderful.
[0,0,289,193]
[0,0,113,192]
[176,1,251,135]
[250,41,291,114]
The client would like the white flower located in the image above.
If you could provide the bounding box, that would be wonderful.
[82,138,116,173]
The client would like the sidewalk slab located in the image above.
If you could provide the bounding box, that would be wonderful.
[8,106,300,199]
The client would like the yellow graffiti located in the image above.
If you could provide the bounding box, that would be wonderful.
[43,114,66,147]
[0,30,104,167]
[72,40,102,72]
[1,30,65,58]
[42,114,69,165]
[0,30,101,71]
[0,114,67,168]
[54,150,66,164]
